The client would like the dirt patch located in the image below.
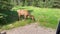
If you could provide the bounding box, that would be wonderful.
[2,23,56,34]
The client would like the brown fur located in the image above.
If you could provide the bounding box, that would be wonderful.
[28,15,35,21]
[17,9,35,21]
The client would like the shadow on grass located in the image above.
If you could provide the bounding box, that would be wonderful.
[0,9,18,26]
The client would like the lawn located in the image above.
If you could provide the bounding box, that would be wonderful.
[12,6,60,29]
[0,6,60,31]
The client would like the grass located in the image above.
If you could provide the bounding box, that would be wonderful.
[0,19,34,31]
[12,6,60,29]
[0,6,60,31]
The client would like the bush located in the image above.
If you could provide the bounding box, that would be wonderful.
[0,13,7,25]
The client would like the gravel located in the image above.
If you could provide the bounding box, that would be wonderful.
[3,23,56,34]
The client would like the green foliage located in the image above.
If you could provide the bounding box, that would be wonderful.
[0,13,7,25]
[53,0,60,8]
[0,0,13,10]
[0,0,60,8]
[0,0,13,26]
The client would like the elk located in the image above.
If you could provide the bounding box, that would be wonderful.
[27,15,35,21]
[17,9,35,21]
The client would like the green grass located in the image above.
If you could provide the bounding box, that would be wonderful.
[0,6,60,31]
[12,6,60,29]
[0,19,34,31]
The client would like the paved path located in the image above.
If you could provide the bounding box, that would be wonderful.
[5,23,56,34]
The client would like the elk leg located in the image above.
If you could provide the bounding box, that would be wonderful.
[18,15,20,21]
[31,16,35,21]
[24,15,27,20]
[17,14,19,21]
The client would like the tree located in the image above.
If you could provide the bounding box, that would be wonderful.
[0,0,13,24]
[53,0,60,8]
